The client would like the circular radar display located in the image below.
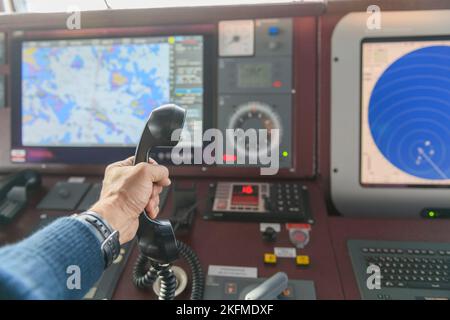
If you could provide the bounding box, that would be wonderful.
[228,101,282,158]
[369,45,450,180]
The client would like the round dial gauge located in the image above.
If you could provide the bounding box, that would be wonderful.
[219,20,255,57]
[227,101,282,159]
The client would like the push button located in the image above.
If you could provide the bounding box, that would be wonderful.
[264,253,277,265]
[296,255,310,267]
[268,26,280,36]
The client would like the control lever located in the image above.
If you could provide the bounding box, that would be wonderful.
[133,104,186,264]
[132,104,204,300]
[245,272,288,300]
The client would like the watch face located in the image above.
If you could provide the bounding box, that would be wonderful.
[219,20,255,57]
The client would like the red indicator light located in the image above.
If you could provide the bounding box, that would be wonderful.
[223,154,237,161]
[273,80,282,88]
[242,185,254,194]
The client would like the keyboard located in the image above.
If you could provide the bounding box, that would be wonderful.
[348,240,450,300]
[77,183,170,213]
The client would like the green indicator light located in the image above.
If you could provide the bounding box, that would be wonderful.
[282,151,289,157]
[428,211,436,218]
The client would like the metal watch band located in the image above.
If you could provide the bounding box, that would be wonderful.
[73,211,121,269]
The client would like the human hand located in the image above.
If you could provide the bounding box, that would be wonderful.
[90,156,171,244]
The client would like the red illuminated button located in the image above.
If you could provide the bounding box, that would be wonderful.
[293,232,307,243]
[242,185,254,194]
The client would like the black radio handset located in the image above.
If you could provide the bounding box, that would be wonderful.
[132,104,204,300]
[0,170,41,224]
[133,104,185,264]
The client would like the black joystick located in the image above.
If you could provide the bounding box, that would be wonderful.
[262,227,277,242]
[134,104,186,264]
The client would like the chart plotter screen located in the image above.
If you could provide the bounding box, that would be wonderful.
[20,35,204,148]
[361,38,450,186]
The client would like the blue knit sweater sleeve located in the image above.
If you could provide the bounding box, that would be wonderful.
[0,217,104,299]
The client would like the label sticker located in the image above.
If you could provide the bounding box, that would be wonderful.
[286,223,311,231]
[68,177,86,183]
[11,149,26,163]
[274,247,297,258]
[208,265,257,278]
[260,223,281,232]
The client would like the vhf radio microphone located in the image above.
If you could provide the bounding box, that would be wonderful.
[132,104,204,300]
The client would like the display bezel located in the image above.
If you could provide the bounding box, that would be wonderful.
[10,31,214,165]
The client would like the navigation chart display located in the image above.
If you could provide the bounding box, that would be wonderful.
[361,39,450,186]
[21,35,204,148]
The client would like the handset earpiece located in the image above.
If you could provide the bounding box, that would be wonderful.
[133,104,186,264]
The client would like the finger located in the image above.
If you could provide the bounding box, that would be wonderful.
[148,157,158,165]
[140,164,170,183]
[155,178,171,187]
[109,156,135,168]
[146,198,160,219]
[152,185,162,198]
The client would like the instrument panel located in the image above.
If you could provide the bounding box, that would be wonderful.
[218,18,294,169]
[1,14,319,178]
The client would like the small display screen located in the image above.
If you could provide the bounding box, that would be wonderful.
[237,63,272,88]
[361,38,450,186]
[231,184,259,206]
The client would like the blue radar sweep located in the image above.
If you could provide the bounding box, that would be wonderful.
[369,45,450,180]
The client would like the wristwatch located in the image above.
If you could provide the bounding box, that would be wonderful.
[72,211,121,269]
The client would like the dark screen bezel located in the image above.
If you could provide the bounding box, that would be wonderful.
[10,32,213,165]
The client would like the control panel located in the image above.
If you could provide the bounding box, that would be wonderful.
[204,181,313,223]
[217,18,293,169]
[204,275,316,300]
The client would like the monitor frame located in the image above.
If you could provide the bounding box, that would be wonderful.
[10,30,214,165]
[331,10,450,218]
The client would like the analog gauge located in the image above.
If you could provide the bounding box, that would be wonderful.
[227,101,282,159]
[219,20,255,57]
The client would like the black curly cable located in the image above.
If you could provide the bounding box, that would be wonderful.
[177,240,204,300]
[132,254,158,289]
[154,264,177,300]
[132,240,204,300]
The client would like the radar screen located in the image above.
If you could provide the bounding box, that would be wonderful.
[361,39,450,186]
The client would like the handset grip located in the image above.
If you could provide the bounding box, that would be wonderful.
[133,104,186,264]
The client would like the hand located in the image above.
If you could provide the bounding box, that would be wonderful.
[90,156,171,244]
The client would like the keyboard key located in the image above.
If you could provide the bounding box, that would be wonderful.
[407,281,450,290]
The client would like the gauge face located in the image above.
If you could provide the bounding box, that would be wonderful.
[219,20,255,57]
[227,101,282,159]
